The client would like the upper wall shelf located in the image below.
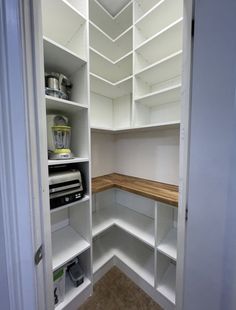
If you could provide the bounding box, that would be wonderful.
[43,37,86,77]
[134,19,183,72]
[134,0,183,47]
[134,0,161,22]
[89,22,132,62]
[89,0,132,39]
[42,0,87,59]
[135,84,181,107]
[90,48,132,83]
[90,73,132,99]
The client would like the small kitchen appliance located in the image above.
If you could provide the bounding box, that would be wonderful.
[47,114,73,160]
[45,72,72,100]
[49,168,84,210]
[67,257,84,287]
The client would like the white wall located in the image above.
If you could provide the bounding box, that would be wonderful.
[114,129,179,184]
[183,0,236,309]
[91,128,179,185]
[91,132,115,177]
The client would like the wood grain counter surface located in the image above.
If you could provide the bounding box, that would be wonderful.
[92,173,178,207]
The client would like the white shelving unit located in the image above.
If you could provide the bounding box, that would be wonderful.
[51,225,90,271]
[41,0,92,308]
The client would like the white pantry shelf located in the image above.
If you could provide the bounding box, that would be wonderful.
[135,19,183,71]
[46,96,88,114]
[89,22,132,62]
[92,205,155,247]
[135,84,181,107]
[90,48,132,83]
[157,227,177,261]
[135,0,183,47]
[134,0,161,22]
[135,51,182,86]
[90,73,132,99]
[43,37,86,77]
[48,157,89,166]
[42,0,87,59]
[52,225,90,271]
[56,276,91,310]
[50,195,90,214]
[89,0,132,40]
[157,263,176,304]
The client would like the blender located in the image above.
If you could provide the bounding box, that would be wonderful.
[47,114,73,160]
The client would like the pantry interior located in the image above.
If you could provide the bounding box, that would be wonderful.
[41,0,185,309]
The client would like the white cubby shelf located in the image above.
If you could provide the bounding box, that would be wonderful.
[92,204,155,248]
[56,276,91,310]
[42,0,87,60]
[50,195,90,214]
[93,227,155,286]
[156,254,176,304]
[157,227,177,261]
[134,18,183,72]
[134,0,183,47]
[52,225,90,271]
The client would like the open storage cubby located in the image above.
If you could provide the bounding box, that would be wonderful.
[134,19,183,73]
[46,102,89,160]
[89,22,132,62]
[134,0,183,47]
[90,92,132,130]
[93,226,155,286]
[50,199,91,271]
[134,0,161,22]
[55,249,91,310]
[156,251,176,304]
[156,202,177,261]
[90,48,132,83]
[92,189,155,247]
[42,0,87,60]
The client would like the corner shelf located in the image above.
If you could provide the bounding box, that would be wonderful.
[92,204,155,248]
[90,48,132,83]
[90,73,132,99]
[52,225,90,271]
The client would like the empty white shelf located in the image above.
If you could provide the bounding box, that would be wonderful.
[90,73,132,99]
[50,195,90,214]
[135,84,181,107]
[93,235,115,273]
[157,263,176,304]
[56,275,91,310]
[42,0,86,58]
[89,22,132,62]
[90,48,132,83]
[135,0,183,47]
[92,205,155,247]
[157,227,177,260]
[43,37,86,77]
[135,51,182,85]
[134,0,161,22]
[135,19,183,71]
[52,226,90,271]
[46,96,87,113]
[48,157,89,166]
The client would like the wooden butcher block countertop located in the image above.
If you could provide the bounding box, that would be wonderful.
[92,173,178,207]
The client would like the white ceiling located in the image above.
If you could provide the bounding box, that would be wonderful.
[97,0,130,16]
